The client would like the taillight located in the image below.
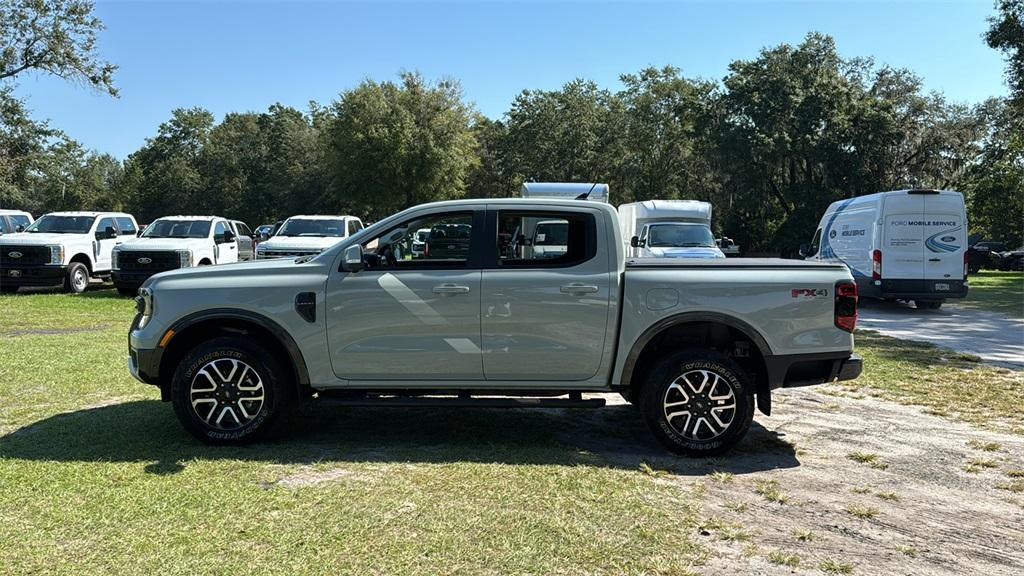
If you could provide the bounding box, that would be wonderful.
[963,251,969,277]
[835,281,858,332]
[424,242,429,257]
[872,250,882,280]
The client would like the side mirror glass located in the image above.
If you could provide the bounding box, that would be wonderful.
[798,243,811,258]
[341,244,364,272]
[223,230,236,243]
[259,232,270,241]
[630,236,640,248]
[97,226,117,240]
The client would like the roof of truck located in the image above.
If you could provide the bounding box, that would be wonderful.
[285,214,360,221]
[44,211,134,217]
[152,215,224,221]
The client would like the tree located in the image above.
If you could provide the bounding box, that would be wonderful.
[0,88,58,209]
[986,0,1024,109]
[327,72,478,219]
[0,0,117,95]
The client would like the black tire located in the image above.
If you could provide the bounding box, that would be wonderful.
[639,350,755,457]
[64,262,89,294]
[115,284,138,297]
[914,300,942,310]
[171,337,293,445]
[1,285,18,294]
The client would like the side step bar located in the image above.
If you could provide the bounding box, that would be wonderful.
[317,394,606,409]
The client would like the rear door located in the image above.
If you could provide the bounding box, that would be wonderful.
[922,193,967,282]
[881,193,926,280]
[480,207,612,381]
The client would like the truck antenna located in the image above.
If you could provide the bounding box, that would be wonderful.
[575,182,598,201]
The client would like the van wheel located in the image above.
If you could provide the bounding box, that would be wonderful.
[64,262,89,294]
[915,300,942,310]
[640,350,754,456]
[171,337,293,445]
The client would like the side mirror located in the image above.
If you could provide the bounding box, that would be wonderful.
[259,231,270,242]
[720,237,734,248]
[341,244,364,273]
[97,226,117,240]
[136,229,145,237]
[630,236,640,248]
[223,229,236,244]
[798,243,811,258]
[15,225,24,233]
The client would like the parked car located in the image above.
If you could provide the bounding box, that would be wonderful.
[111,216,241,296]
[993,246,1024,271]
[255,215,363,259]
[0,209,33,235]
[801,189,968,310]
[229,220,254,261]
[619,200,726,259]
[410,227,430,256]
[128,197,861,456]
[0,211,138,294]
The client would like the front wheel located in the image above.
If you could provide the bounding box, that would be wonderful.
[0,285,18,294]
[640,350,754,456]
[64,262,89,294]
[171,337,292,444]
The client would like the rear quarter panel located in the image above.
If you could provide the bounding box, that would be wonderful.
[614,261,854,385]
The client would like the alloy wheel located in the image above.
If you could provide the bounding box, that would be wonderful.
[189,358,266,430]
[662,369,737,440]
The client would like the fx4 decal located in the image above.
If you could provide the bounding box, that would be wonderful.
[791,288,828,298]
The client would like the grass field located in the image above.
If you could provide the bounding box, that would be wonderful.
[960,271,1024,317]
[1,289,1021,574]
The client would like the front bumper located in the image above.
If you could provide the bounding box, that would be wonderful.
[128,312,162,387]
[0,264,67,287]
[766,352,863,389]
[113,270,157,287]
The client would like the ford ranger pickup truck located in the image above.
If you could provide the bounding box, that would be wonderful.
[128,198,862,455]
[1,211,138,294]
[112,216,241,296]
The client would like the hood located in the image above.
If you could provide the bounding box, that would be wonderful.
[116,237,209,251]
[0,232,90,245]
[646,246,726,259]
[144,256,322,287]
[259,235,345,250]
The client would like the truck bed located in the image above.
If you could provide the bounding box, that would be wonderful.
[625,257,849,270]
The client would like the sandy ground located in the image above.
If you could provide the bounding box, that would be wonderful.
[858,300,1024,367]
[565,390,1024,576]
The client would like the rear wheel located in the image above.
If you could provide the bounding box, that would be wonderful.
[915,300,943,310]
[640,350,754,456]
[171,337,293,444]
[64,262,89,294]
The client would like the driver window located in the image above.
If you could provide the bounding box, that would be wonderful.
[97,217,116,235]
[361,212,473,270]
[214,221,228,238]
[810,228,822,256]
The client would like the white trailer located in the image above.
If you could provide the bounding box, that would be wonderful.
[618,200,725,259]
[520,182,609,203]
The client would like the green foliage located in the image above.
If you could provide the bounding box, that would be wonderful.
[987,0,1024,109]
[0,0,117,95]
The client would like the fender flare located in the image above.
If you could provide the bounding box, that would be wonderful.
[618,311,774,389]
[165,308,311,388]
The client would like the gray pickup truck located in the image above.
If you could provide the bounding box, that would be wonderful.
[128,198,862,455]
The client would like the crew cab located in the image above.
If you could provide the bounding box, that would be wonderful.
[112,216,241,296]
[255,215,363,259]
[128,198,862,455]
[1,211,138,294]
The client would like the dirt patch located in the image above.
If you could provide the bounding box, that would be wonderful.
[564,390,1024,575]
[274,465,390,488]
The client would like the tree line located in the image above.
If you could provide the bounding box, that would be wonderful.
[2,3,1022,252]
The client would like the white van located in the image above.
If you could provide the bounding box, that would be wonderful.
[618,200,725,259]
[801,189,968,309]
[520,182,609,203]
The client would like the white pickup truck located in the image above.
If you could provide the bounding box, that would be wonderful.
[1,211,139,294]
[255,215,363,259]
[112,216,242,296]
[128,198,862,455]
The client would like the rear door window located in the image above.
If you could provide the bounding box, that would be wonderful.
[495,210,596,268]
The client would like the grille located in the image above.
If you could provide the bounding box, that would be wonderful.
[0,245,50,266]
[118,250,181,272]
[259,249,319,259]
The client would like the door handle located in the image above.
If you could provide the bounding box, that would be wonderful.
[928,258,940,262]
[432,284,470,295]
[560,283,599,295]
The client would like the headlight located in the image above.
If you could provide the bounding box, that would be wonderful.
[48,245,63,265]
[256,248,266,260]
[176,249,193,268]
[111,249,120,270]
[134,287,153,329]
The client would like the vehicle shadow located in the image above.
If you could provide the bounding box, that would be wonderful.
[0,400,799,476]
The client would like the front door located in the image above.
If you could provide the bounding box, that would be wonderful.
[481,208,612,381]
[327,209,484,381]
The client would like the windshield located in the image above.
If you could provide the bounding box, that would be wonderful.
[278,218,346,237]
[646,223,716,248]
[25,215,96,234]
[142,219,212,239]
[534,222,568,246]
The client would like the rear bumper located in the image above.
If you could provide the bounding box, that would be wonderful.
[857,277,968,300]
[0,264,67,287]
[766,352,863,390]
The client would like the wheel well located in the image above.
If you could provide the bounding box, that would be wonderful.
[158,317,304,400]
[625,321,769,413]
[69,253,92,273]
[198,258,212,265]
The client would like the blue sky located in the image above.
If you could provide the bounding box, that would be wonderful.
[15,0,1008,159]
